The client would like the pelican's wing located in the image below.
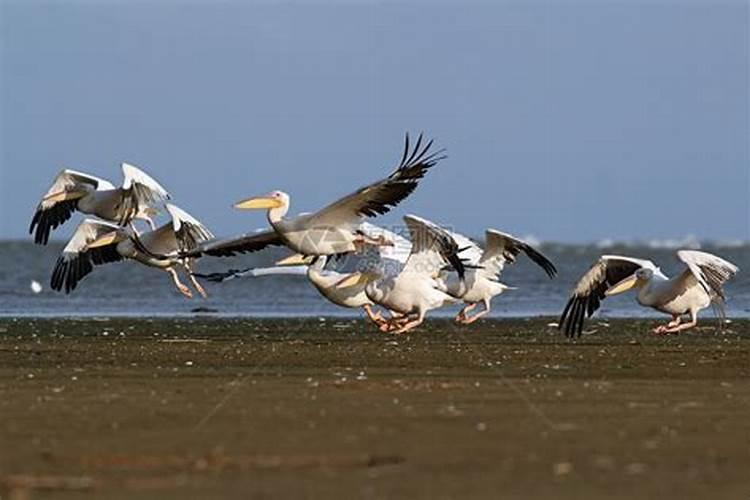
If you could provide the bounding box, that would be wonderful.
[50,219,124,293]
[559,255,654,337]
[117,163,171,224]
[676,250,739,301]
[165,203,214,253]
[184,229,285,258]
[358,221,412,263]
[307,133,445,227]
[478,230,557,280]
[30,169,114,245]
[402,215,465,280]
[445,230,484,266]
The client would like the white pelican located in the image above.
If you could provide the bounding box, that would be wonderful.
[336,215,466,334]
[559,250,739,337]
[207,133,444,258]
[193,223,413,326]
[50,204,213,298]
[440,230,557,324]
[30,163,170,244]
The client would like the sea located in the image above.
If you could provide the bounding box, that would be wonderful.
[1,239,748,319]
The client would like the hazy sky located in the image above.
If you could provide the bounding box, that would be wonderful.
[1,0,748,243]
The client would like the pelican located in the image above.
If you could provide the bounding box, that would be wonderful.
[440,230,557,324]
[559,250,739,337]
[193,222,413,326]
[50,203,213,298]
[30,163,170,244]
[336,215,466,334]
[198,133,444,258]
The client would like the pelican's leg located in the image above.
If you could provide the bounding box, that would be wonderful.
[664,311,698,334]
[455,302,477,323]
[392,311,425,334]
[167,267,193,298]
[379,314,410,333]
[182,260,208,298]
[461,299,491,325]
[363,304,386,326]
[352,234,394,253]
[653,315,681,334]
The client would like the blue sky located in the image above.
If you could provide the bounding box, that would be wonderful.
[1,0,748,243]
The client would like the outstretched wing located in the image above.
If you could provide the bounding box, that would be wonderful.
[50,219,124,293]
[183,229,285,258]
[559,255,654,337]
[676,250,739,302]
[478,230,557,280]
[117,163,171,225]
[29,169,114,245]
[165,204,214,253]
[307,133,445,227]
[402,215,465,280]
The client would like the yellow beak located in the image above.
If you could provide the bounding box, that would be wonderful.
[88,231,120,249]
[276,253,314,266]
[605,274,639,296]
[234,196,283,210]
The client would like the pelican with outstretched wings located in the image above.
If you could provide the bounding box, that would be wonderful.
[559,250,739,337]
[441,230,557,324]
[336,215,466,334]
[50,204,213,298]
[30,163,170,244]
[206,133,443,258]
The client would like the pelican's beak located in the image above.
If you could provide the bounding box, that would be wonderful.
[334,272,374,289]
[605,274,638,296]
[43,189,87,203]
[234,194,283,210]
[88,231,120,249]
[276,253,313,266]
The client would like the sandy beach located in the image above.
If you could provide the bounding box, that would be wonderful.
[1,317,749,499]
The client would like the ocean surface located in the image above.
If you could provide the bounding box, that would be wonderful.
[1,240,748,319]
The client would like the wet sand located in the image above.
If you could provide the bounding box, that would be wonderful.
[1,317,749,499]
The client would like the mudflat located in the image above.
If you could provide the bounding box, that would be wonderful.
[1,317,748,499]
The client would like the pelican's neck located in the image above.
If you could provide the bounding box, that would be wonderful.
[267,201,289,225]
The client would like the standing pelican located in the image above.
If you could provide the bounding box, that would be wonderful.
[559,250,739,337]
[30,163,170,244]
[337,215,466,334]
[50,204,213,298]
[441,230,557,324]
[201,133,444,258]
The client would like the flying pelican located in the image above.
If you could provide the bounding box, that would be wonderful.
[559,250,739,337]
[30,163,170,244]
[192,133,444,259]
[336,215,466,334]
[50,203,213,298]
[193,222,413,326]
[440,230,557,324]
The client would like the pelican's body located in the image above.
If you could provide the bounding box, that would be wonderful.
[559,250,739,337]
[30,163,170,244]
[338,215,466,334]
[439,229,557,323]
[50,204,213,298]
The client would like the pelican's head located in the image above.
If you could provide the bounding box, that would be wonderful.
[605,268,652,296]
[234,190,289,211]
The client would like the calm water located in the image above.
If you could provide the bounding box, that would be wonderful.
[1,240,748,319]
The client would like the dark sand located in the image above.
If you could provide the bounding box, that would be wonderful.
[1,317,749,499]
